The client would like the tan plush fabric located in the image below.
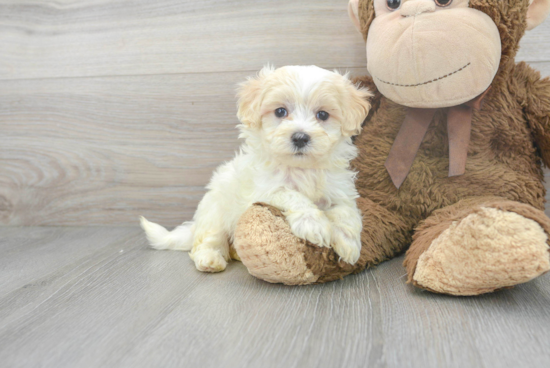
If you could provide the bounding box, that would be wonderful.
[366,1,501,108]
[414,207,550,295]
[233,203,318,285]
[233,0,550,294]
[403,197,550,282]
[235,202,382,285]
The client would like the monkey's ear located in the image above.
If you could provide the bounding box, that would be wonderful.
[348,0,361,34]
[236,66,273,129]
[527,0,550,30]
[342,83,372,137]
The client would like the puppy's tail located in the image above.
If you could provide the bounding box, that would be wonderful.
[140,216,194,251]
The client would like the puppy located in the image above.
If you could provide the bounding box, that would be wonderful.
[141,65,372,272]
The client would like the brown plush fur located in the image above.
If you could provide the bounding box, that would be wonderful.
[404,197,550,290]
[352,0,550,285]
[235,203,371,285]
[234,0,550,294]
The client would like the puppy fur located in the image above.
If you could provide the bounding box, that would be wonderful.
[141,65,372,272]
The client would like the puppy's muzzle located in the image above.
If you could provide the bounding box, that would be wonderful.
[291,132,310,149]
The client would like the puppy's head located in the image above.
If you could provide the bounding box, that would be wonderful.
[237,65,372,168]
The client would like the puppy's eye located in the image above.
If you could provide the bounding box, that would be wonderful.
[435,0,452,6]
[386,0,401,10]
[316,111,330,121]
[274,108,288,118]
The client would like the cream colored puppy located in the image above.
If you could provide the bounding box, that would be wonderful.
[141,65,371,272]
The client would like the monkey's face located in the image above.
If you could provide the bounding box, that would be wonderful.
[366,0,501,108]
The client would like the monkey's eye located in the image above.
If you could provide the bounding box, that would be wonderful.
[386,0,401,10]
[435,0,452,6]
[274,108,288,118]
[316,111,330,121]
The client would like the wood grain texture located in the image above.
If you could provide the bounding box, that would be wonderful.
[0,0,367,80]
[0,0,549,226]
[1,226,549,368]
[2,63,548,226]
[0,0,547,81]
[0,72,245,226]
[0,67,366,226]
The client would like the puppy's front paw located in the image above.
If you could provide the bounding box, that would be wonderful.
[331,225,361,264]
[191,249,227,273]
[286,209,332,247]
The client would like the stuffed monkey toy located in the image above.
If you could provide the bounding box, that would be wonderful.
[233,0,550,296]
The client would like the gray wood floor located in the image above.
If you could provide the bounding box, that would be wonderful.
[1,226,549,368]
[2,1,550,367]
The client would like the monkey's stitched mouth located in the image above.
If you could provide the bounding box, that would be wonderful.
[374,62,471,88]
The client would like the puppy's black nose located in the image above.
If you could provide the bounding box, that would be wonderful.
[291,132,310,149]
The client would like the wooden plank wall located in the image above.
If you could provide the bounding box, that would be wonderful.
[1,0,549,226]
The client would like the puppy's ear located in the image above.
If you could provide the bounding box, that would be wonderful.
[237,66,273,129]
[341,80,372,137]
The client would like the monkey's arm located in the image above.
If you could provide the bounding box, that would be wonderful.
[525,73,550,167]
